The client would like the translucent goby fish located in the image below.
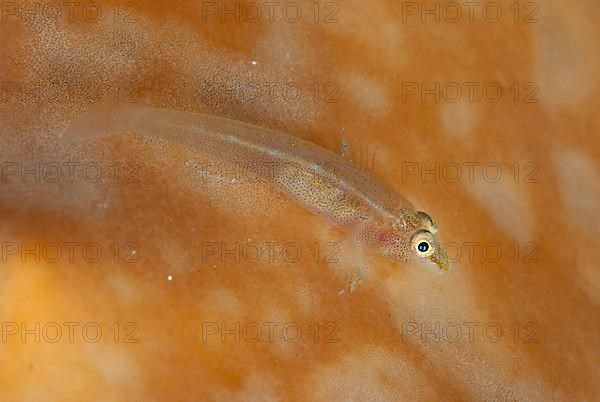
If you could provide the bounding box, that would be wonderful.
[62,101,449,271]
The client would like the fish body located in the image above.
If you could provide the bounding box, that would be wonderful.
[63,102,449,271]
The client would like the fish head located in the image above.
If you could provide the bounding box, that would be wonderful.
[380,209,449,272]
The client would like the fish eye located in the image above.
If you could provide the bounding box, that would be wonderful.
[411,230,435,257]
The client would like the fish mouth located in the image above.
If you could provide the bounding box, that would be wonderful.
[430,251,450,272]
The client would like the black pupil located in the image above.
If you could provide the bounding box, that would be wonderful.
[418,242,429,253]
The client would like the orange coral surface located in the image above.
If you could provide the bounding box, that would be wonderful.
[0,0,599,400]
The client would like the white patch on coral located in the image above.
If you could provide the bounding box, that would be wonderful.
[304,345,438,400]
[85,344,142,387]
[462,170,534,244]
[552,148,600,235]
[533,9,596,109]
[463,174,534,243]
[441,99,477,143]
[344,73,390,117]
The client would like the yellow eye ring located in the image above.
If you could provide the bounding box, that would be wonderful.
[411,230,435,258]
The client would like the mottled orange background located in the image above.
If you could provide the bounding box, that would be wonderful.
[0,0,598,400]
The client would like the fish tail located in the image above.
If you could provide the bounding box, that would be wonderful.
[60,98,145,142]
